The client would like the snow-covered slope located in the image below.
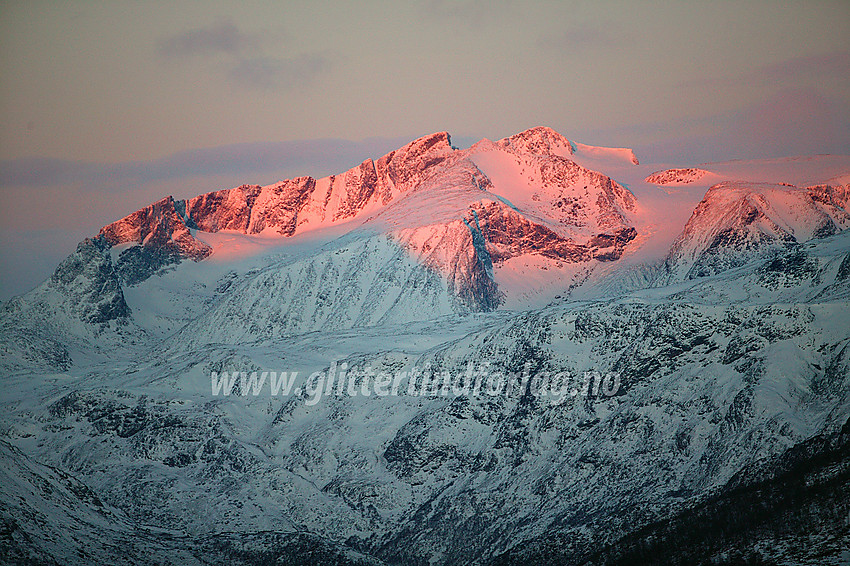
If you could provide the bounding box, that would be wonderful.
[1,127,849,565]
[3,230,848,565]
[0,439,204,565]
[665,181,850,280]
[11,127,644,346]
[0,237,145,371]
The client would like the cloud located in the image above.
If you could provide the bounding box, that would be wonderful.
[653,52,850,162]
[158,19,255,58]
[229,53,330,89]
[607,86,849,164]
[680,51,850,91]
[755,51,850,84]
[0,137,411,191]
[537,26,618,52]
[156,20,328,90]
[733,87,842,158]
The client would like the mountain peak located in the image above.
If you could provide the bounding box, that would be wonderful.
[99,195,211,261]
[79,127,644,303]
[407,130,453,153]
[665,181,849,280]
[498,126,574,156]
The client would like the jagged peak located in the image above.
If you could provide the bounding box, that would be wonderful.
[498,126,574,156]
[97,190,211,277]
[99,195,183,244]
[381,131,454,161]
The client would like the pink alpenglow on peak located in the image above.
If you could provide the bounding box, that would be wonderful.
[497,126,575,157]
[99,196,211,261]
[87,128,643,309]
[181,131,456,238]
[645,168,712,185]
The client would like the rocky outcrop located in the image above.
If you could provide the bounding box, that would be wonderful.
[466,201,636,263]
[99,196,211,260]
[186,177,316,235]
[183,132,456,237]
[645,167,710,185]
[374,131,455,197]
[98,196,212,285]
[49,237,130,323]
[807,183,850,219]
[329,159,380,221]
[497,125,574,156]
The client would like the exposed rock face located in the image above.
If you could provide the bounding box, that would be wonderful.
[497,125,575,156]
[808,183,849,213]
[49,237,130,323]
[99,196,211,260]
[98,196,212,285]
[535,154,637,230]
[373,131,454,197]
[87,133,456,289]
[186,177,316,235]
[465,201,636,264]
[328,159,380,221]
[471,131,637,237]
[645,167,710,185]
[0,237,132,370]
[183,132,456,237]
[393,217,504,313]
[0,128,644,355]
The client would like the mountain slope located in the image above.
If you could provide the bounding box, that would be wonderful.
[6,127,643,346]
[1,128,849,566]
[582,415,850,566]
[665,181,850,281]
[2,231,848,566]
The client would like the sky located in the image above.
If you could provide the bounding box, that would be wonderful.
[1,0,849,299]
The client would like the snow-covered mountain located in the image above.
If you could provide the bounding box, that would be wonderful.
[1,127,849,565]
[16,127,642,345]
[665,181,849,280]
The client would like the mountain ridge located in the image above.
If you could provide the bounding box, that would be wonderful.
[76,127,645,331]
[2,127,849,565]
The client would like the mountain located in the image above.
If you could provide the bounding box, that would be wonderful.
[1,127,849,565]
[12,126,641,346]
[664,180,850,280]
